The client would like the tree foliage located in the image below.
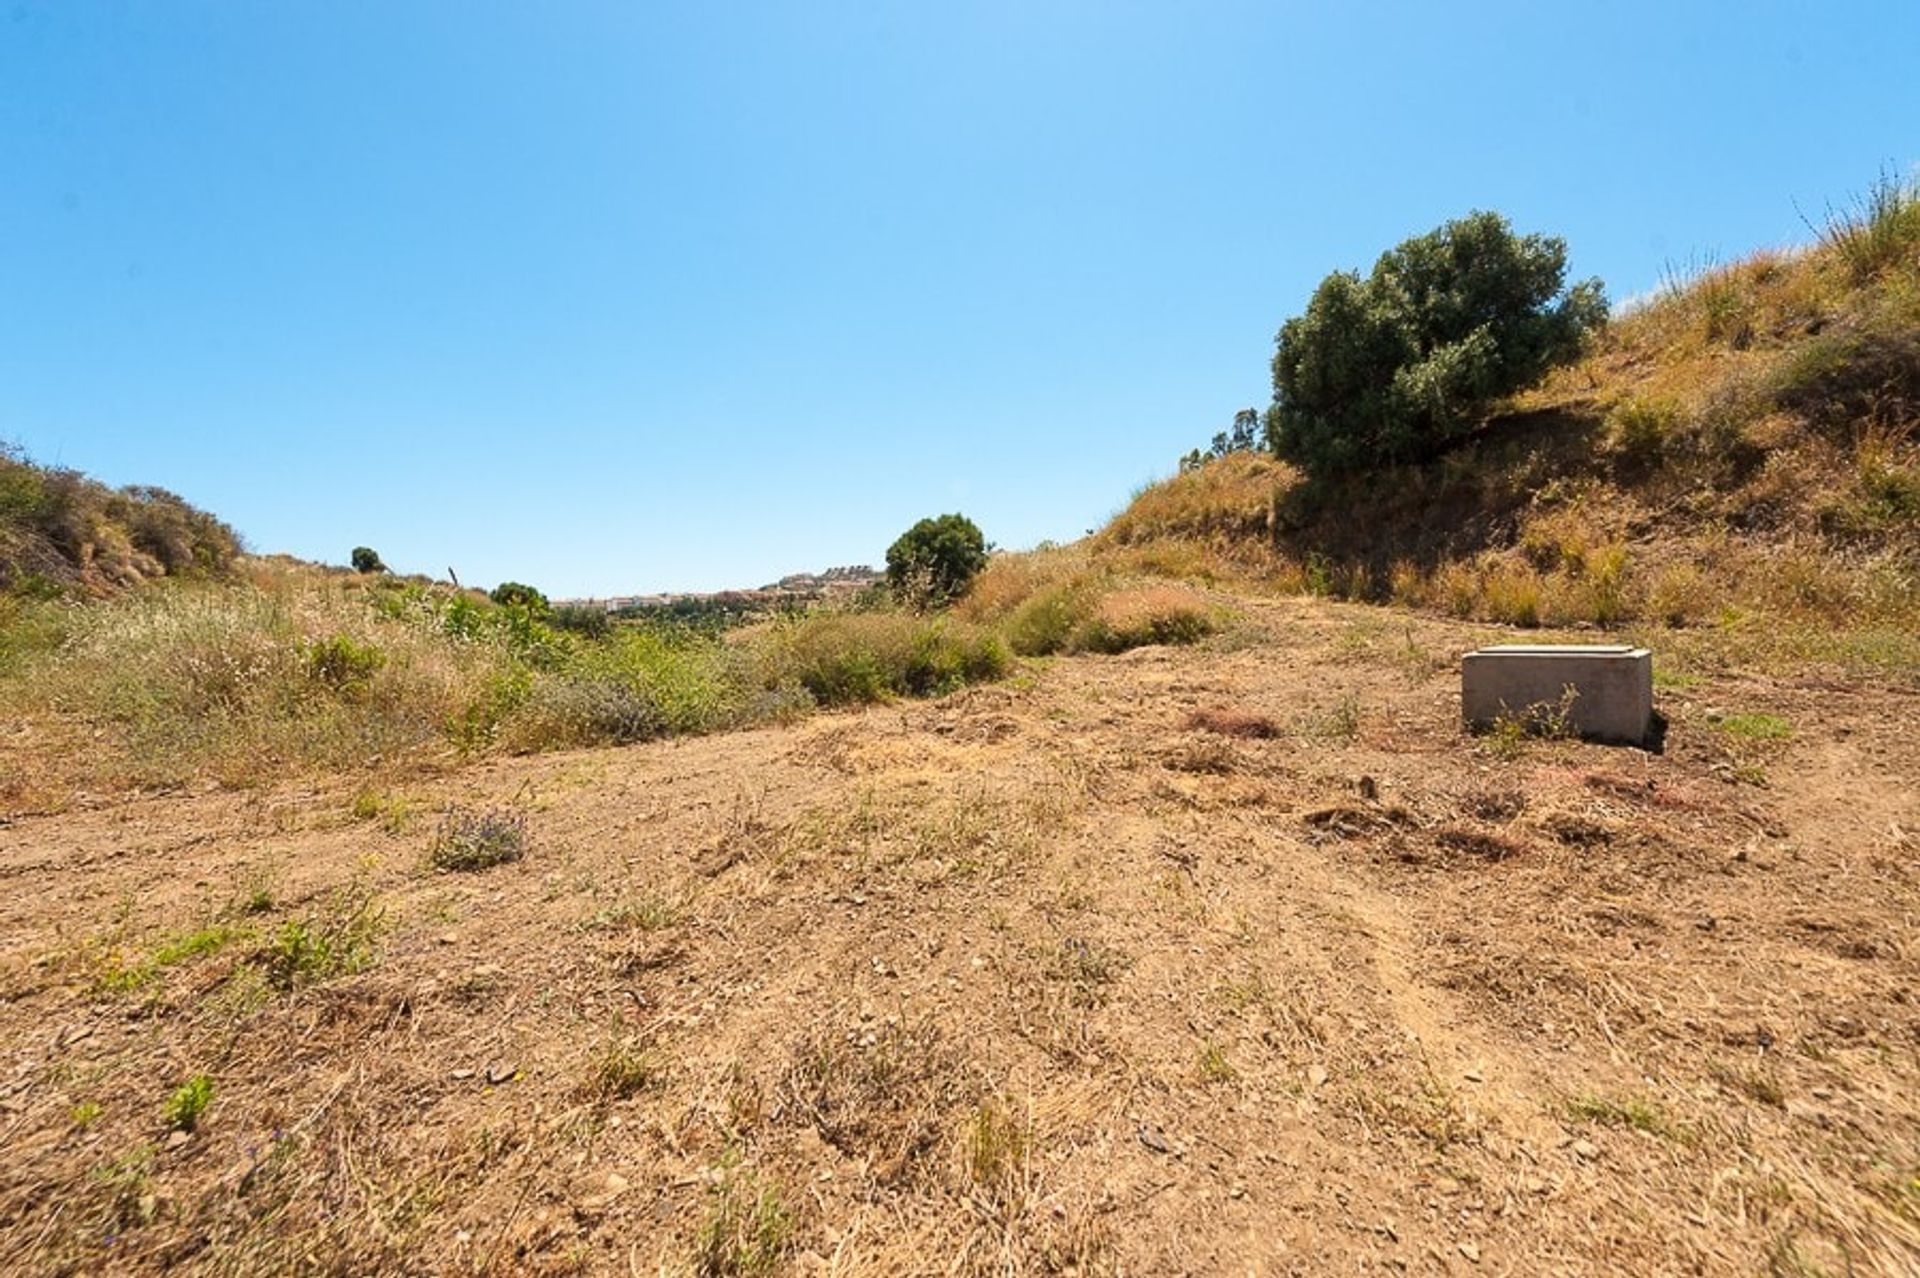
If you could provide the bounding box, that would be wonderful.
[1266,211,1607,476]
[885,513,989,607]
[350,546,386,574]
[490,581,550,613]
[1179,408,1262,473]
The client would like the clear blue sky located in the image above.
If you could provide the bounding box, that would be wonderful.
[5,2,1916,596]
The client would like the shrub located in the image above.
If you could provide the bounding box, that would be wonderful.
[490,581,549,613]
[1073,586,1217,653]
[302,633,386,695]
[350,547,386,574]
[885,514,989,607]
[164,1075,214,1132]
[428,806,529,871]
[1267,211,1607,476]
[766,612,1007,704]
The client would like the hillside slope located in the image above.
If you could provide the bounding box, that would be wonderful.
[1100,179,1920,646]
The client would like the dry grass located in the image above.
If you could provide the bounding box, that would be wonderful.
[2,590,1917,1273]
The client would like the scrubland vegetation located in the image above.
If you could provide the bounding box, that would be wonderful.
[1088,171,1920,678]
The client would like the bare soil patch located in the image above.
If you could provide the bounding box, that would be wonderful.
[2,595,1916,1275]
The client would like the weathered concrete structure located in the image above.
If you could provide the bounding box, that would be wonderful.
[1461,644,1654,745]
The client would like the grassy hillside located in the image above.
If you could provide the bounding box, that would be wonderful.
[0,444,241,597]
[1085,174,1920,670]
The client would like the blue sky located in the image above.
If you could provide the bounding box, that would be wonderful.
[5,2,1916,596]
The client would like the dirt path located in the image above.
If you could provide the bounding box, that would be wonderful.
[2,596,1916,1275]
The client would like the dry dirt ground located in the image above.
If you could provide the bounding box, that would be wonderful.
[2,596,1917,1277]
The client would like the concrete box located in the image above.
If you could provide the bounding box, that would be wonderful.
[1461,644,1653,745]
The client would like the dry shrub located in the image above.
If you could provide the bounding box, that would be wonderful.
[1076,585,1217,653]
[1185,707,1280,738]
[780,1019,973,1184]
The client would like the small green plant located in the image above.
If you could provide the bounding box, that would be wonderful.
[428,806,529,871]
[350,546,386,574]
[257,889,382,991]
[92,924,243,994]
[164,1074,214,1131]
[1564,1093,1687,1142]
[587,1037,661,1101]
[1047,936,1130,1008]
[1197,1042,1237,1084]
[70,1100,103,1127]
[692,1161,792,1278]
[1717,712,1792,740]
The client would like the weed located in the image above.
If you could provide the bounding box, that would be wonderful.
[1046,936,1130,1008]
[781,1019,969,1180]
[1813,165,1920,283]
[70,1101,102,1127]
[428,806,528,871]
[91,923,242,995]
[1717,712,1792,740]
[580,893,683,933]
[586,1037,660,1101]
[691,1161,791,1278]
[963,1099,1029,1203]
[1306,693,1362,742]
[1564,1093,1687,1142]
[256,888,382,991]
[164,1074,214,1131]
[348,788,417,833]
[1197,1042,1237,1084]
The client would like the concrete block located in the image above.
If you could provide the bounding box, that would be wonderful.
[1461,644,1653,745]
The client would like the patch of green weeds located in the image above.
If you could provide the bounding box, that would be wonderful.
[256,888,382,992]
[164,1074,214,1131]
[92,923,244,995]
[1717,712,1792,740]
[1564,1093,1689,1142]
[1197,1042,1237,1084]
[692,1158,791,1278]
[70,1100,103,1128]
[587,1037,661,1101]
[348,787,418,833]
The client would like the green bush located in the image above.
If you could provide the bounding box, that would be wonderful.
[490,581,550,613]
[302,633,386,695]
[885,514,989,607]
[767,612,1008,705]
[1267,211,1607,476]
[350,546,386,574]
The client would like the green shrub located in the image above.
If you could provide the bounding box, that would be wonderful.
[885,514,989,607]
[302,633,386,695]
[767,612,1008,705]
[1267,211,1607,476]
[164,1075,214,1132]
[350,546,386,574]
[489,581,550,613]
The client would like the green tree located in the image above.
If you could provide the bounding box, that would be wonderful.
[490,581,550,613]
[885,513,989,607]
[350,546,386,574]
[1266,211,1607,476]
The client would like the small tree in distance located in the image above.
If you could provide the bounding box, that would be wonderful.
[886,513,989,609]
[1266,210,1607,477]
[350,546,386,574]
[490,581,550,613]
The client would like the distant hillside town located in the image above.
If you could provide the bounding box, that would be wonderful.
[557,564,883,619]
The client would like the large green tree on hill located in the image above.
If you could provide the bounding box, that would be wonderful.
[1265,211,1607,476]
